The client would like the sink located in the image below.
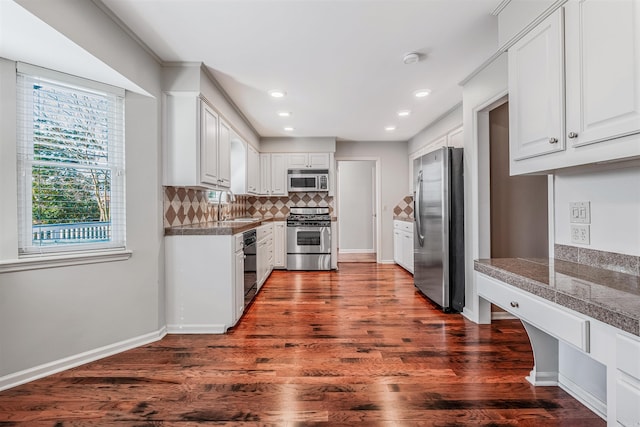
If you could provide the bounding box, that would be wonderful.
[229,218,259,223]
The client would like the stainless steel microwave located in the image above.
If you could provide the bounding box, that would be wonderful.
[287,169,329,192]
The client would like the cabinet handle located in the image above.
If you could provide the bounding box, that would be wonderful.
[510,301,519,308]
[548,137,558,144]
[568,132,578,139]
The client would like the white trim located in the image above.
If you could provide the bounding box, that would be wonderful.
[17,62,125,97]
[338,249,375,254]
[0,327,167,391]
[379,259,395,265]
[335,157,382,264]
[491,0,512,16]
[166,324,227,334]
[0,249,132,273]
[558,373,608,420]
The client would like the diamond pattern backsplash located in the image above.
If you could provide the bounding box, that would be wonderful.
[247,192,334,219]
[164,187,334,227]
[393,195,414,219]
[164,187,248,228]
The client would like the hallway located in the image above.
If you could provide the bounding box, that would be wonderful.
[0,264,602,425]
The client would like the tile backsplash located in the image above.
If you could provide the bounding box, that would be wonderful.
[164,187,247,228]
[247,192,334,219]
[164,187,334,227]
[394,195,414,219]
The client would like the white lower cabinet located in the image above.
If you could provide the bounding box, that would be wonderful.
[273,222,286,268]
[616,334,640,427]
[165,234,242,333]
[393,220,414,273]
[257,223,274,288]
[233,234,245,325]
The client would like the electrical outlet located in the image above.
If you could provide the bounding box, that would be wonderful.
[569,201,591,224]
[571,224,590,245]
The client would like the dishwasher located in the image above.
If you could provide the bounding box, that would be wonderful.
[243,229,258,308]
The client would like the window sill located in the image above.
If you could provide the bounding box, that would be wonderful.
[0,249,132,274]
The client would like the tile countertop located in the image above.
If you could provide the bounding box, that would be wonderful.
[474,258,640,337]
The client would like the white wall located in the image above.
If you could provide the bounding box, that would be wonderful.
[408,104,463,155]
[338,161,375,252]
[554,162,640,256]
[335,141,408,262]
[0,0,165,385]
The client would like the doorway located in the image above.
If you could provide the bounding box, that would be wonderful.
[337,160,377,263]
[489,102,548,258]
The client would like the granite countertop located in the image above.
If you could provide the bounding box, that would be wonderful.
[165,217,280,236]
[475,258,640,336]
[393,216,414,223]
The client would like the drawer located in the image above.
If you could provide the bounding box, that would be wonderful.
[394,220,414,232]
[477,273,590,352]
[617,379,640,427]
[617,334,640,380]
[257,224,273,241]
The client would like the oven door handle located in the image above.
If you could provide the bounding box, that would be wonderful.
[290,226,330,232]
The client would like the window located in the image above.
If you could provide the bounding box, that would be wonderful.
[16,64,125,255]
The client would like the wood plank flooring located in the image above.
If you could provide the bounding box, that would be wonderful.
[0,263,604,426]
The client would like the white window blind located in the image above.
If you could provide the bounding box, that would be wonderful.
[16,65,126,255]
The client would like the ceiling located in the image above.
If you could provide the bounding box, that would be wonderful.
[100,0,500,142]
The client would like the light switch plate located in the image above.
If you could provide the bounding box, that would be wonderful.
[570,201,591,224]
[571,224,590,245]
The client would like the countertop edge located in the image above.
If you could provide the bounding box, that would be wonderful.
[474,259,640,337]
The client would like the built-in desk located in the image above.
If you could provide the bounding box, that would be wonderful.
[475,258,640,426]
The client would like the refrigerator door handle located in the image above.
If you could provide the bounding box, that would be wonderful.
[415,170,425,247]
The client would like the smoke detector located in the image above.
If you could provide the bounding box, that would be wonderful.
[403,52,421,65]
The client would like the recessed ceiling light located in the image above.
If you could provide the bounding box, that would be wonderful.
[284,126,294,131]
[403,52,421,65]
[397,110,411,117]
[269,89,286,98]
[384,126,396,131]
[414,89,431,98]
[277,111,291,117]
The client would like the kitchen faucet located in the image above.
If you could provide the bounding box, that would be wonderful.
[217,190,235,221]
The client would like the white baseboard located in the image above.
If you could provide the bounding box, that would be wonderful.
[338,249,375,254]
[379,259,395,264]
[491,311,518,320]
[0,326,167,392]
[558,373,607,420]
[167,323,226,334]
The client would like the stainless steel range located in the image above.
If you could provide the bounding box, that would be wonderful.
[286,207,331,270]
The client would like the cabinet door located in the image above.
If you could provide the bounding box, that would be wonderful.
[287,153,308,168]
[218,118,231,188]
[393,229,402,265]
[509,9,565,161]
[260,153,271,195]
[234,250,245,324]
[273,223,286,268]
[565,0,640,148]
[247,145,260,194]
[402,231,414,273]
[271,153,288,196]
[200,101,219,185]
[308,153,330,168]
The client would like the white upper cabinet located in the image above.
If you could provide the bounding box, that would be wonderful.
[164,93,230,189]
[508,9,565,161]
[508,0,640,175]
[199,100,220,186]
[564,0,640,148]
[287,152,330,169]
[270,153,287,196]
[259,153,270,195]
[247,144,260,194]
[217,118,231,188]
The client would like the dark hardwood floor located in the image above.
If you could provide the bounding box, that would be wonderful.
[0,263,604,426]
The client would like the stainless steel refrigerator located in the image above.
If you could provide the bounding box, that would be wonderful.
[413,147,465,312]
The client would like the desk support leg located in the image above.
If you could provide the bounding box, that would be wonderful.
[522,320,559,386]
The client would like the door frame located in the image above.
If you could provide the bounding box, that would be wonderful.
[335,157,382,263]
